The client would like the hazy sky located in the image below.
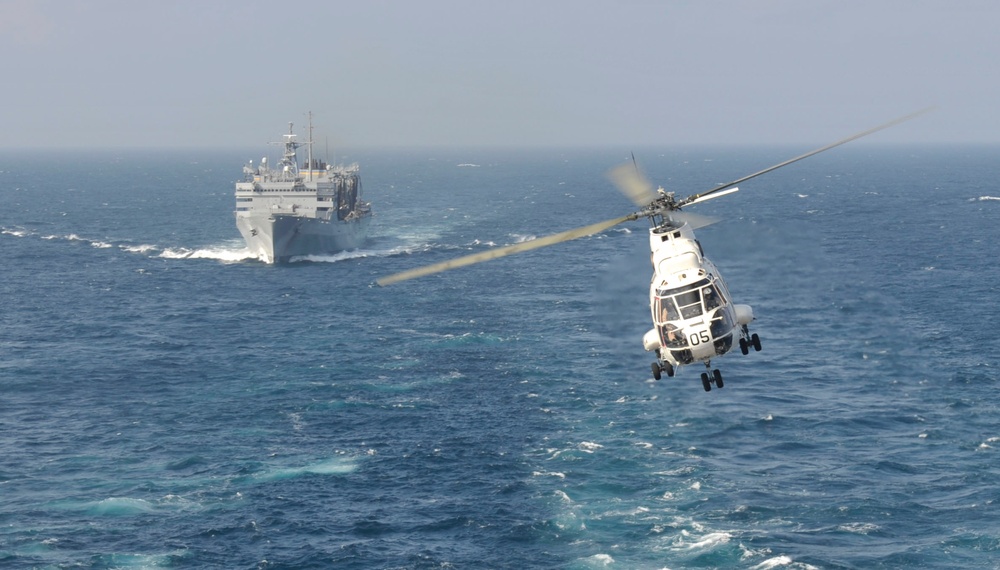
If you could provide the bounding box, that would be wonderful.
[1,0,995,149]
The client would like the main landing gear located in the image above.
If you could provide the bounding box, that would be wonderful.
[651,360,674,381]
[739,326,762,355]
[701,363,723,391]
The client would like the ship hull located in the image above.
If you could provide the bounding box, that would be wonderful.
[236,213,370,263]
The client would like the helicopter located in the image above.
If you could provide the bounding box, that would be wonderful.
[377,109,930,391]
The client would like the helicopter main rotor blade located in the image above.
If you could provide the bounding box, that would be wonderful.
[607,156,657,206]
[377,214,635,286]
[677,107,934,207]
[670,210,720,230]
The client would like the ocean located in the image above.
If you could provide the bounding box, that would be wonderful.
[1,144,998,569]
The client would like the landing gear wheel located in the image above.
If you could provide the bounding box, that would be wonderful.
[651,362,662,380]
[713,369,724,388]
[701,372,712,392]
[664,362,675,377]
[739,338,749,355]
[751,333,762,352]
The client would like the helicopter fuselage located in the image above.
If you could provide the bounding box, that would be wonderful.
[642,221,755,384]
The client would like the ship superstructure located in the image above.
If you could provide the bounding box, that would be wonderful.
[235,116,371,263]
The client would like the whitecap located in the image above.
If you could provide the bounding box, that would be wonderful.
[578,441,603,453]
[838,522,879,534]
[553,490,573,503]
[533,471,566,479]
[750,555,794,569]
[682,531,731,550]
[120,243,159,253]
[576,553,614,567]
[973,196,1000,201]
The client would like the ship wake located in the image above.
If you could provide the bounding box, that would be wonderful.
[2,226,263,264]
[293,243,434,264]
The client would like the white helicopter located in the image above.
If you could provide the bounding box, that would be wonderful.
[378,110,929,391]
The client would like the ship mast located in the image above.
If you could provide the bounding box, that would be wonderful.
[307,111,314,182]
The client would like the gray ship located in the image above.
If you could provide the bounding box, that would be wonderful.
[235,118,371,263]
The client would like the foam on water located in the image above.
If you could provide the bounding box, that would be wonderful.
[250,456,361,483]
[158,241,258,262]
[1,226,259,263]
[85,497,158,516]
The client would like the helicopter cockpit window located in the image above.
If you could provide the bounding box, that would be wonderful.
[676,289,703,319]
[661,323,686,348]
[703,285,722,311]
[709,307,734,338]
[655,297,680,323]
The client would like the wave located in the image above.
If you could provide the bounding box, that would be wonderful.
[120,243,160,254]
[250,456,360,483]
[575,553,614,567]
[972,196,1000,201]
[675,530,731,551]
[91,553,184,569]
[86,497,157,516]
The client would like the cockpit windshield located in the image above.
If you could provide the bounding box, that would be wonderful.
[654,277,724,324]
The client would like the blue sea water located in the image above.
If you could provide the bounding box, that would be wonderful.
[1,144,998,569]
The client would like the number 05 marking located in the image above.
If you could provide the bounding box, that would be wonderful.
[689,331,711,346]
